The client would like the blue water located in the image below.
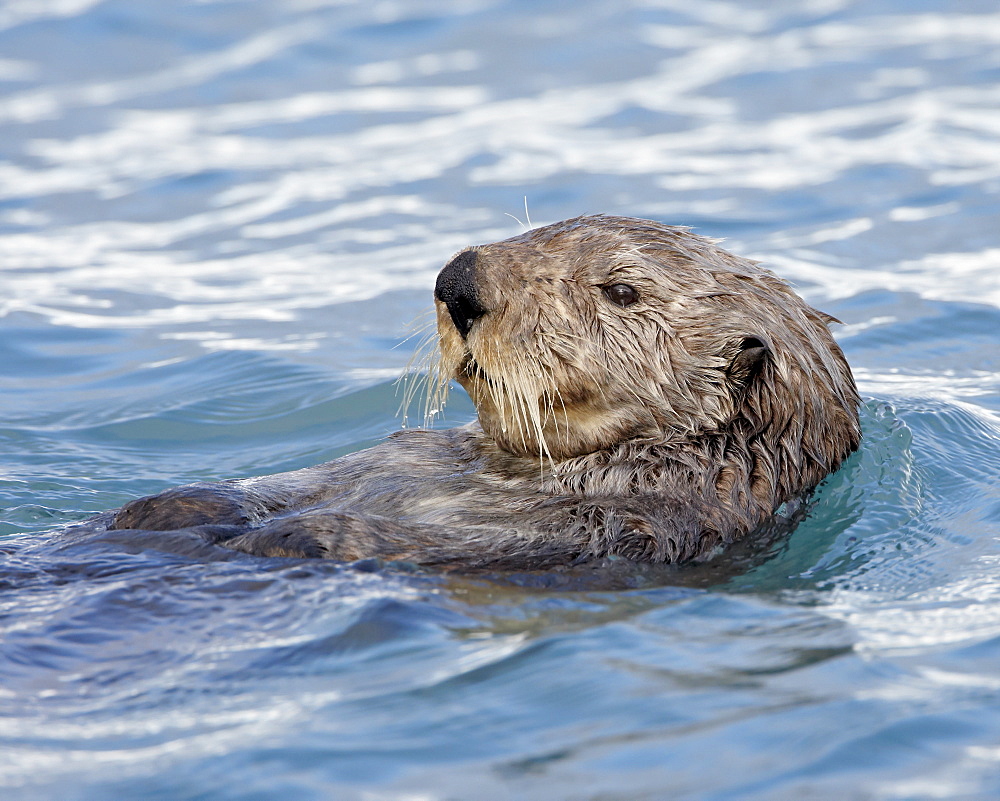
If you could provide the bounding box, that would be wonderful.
[2,1,1000,798]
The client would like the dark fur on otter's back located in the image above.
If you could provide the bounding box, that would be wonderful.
[73,215,861,569]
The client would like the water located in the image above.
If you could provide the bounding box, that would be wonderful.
[2,1,1000,798]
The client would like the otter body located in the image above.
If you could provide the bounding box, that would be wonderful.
[74,215,861,569]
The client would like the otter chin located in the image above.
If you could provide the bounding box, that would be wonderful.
[69,215,861,569]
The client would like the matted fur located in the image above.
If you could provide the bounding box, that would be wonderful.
[75,215,861,569]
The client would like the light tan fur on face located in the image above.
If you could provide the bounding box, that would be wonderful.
[430,215,857,467]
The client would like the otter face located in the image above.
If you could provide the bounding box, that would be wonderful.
[433,215,858,464]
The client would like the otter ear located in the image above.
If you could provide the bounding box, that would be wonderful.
[726,335,770,386]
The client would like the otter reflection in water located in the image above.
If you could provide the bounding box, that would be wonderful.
[73,215,861,569]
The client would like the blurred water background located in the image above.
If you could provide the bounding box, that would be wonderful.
[1,1,1000,799]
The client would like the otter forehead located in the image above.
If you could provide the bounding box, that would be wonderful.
[454,215,777,294]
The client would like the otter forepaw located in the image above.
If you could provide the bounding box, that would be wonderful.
[110,483,253,531]
[219,521,337,560]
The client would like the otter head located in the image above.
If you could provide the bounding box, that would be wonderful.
[433,215,860,479]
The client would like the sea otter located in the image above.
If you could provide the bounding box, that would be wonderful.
[75,215,861,569]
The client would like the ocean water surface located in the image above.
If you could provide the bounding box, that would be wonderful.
[2,1,1000,799]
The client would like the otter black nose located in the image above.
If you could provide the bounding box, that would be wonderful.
[434,249,487,339]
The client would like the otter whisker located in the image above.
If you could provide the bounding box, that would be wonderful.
[397,319,443,427]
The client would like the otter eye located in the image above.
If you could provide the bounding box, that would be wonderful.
[602,283,639,308]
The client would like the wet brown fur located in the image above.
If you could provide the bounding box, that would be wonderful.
[84,215,861,569]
